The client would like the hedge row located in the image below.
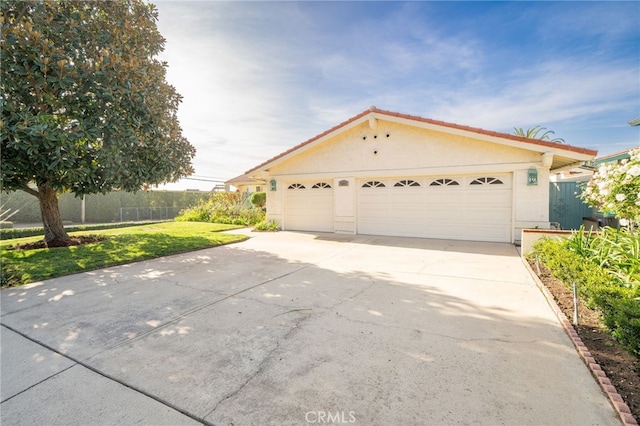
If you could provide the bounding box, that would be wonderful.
[1,190,211,224]
[532,238,640,357]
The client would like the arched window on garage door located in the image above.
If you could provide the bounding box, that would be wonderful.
[362,181,385,188]
[470,177,503,185]
[311,182,332,189]
[394,179,420,187]
[429,178,459,186]
[287,183,306,189]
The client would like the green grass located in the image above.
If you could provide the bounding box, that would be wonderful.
[0,220,168,240]
[1,222,248,287]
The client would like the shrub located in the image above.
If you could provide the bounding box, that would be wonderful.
[250,192,266,209]
[565,226,639,287]
[175,192,265,226]
[588,283,640,352]
[253,220,280,232]
[531,237,640,357]
[175,203,212,223]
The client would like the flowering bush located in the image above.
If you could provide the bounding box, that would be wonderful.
[581,148,640,226]
[175,192,265,225]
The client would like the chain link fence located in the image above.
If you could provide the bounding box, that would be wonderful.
[119,207,185,222]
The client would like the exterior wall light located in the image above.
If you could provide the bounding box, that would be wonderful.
[269,179,277,191]
[527,167,538,186]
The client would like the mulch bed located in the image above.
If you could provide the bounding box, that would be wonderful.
[7,235,105,250]
[528,258,639,422]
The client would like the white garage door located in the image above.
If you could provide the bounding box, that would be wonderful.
[284,181,334,232]
[358,175,512,242]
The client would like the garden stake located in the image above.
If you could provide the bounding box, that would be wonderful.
[573,282,579,326]
[535,255,541,275]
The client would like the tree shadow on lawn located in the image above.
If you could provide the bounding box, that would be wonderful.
[1,232,247,288]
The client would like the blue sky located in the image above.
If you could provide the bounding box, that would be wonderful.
[152,1,640,190]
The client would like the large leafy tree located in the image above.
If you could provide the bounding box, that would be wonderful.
[1,0,195,245]
[513,125,565,143]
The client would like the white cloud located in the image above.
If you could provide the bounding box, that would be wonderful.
[150,1,639,190]
[427,60,639,133]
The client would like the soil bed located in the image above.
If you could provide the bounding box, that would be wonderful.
[529,259,639,422]
[7,236,105,250]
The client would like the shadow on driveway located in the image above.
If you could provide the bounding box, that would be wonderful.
[0,231,620,425]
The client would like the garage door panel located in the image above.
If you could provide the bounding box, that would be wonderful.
[465,209,511,225]
[285,184,333,232]
[423,225,466,240]
[470,191,511,205]
[459,225,511,242]
[358,174,512,242]
[359,222,392,236]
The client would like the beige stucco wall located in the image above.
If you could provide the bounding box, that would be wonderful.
[269,121,541,177]
[264,118,553,242]
[521,229,573,256]
[232,184,264,193]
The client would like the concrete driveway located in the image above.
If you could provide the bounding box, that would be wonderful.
[1,230,620,425]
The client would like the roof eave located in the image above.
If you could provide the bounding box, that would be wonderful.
[245,109,372,175]
[245,107,598,175]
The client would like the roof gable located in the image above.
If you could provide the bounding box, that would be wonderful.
[246,107,597,175]
[225,172,265,185]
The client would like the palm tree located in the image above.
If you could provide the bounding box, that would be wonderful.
[513,126,565,143]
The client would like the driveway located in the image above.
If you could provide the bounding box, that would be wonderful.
[1,230,620,425]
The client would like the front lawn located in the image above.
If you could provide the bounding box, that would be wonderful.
[0,222,248,287]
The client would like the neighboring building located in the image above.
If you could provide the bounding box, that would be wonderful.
[225,173,265,193]
[550,148,634,183]
[549,168,593,183]
[211,184,228,192]
[593,149,633,167]
[549,147,637,230]
[549,118,638,229]
[243,107,597,243]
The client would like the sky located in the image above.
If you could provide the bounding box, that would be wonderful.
[151,1,640,191]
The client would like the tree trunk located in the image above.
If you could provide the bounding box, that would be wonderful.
[36,184,71,245]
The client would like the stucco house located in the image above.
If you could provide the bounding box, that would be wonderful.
[242,107,597,243]
[550,148,634,183]
[225,172,265,193]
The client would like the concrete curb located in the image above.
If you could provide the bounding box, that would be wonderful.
[522,257,638,426]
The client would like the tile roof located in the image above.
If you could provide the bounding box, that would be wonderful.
[593,148,634,165]
[225,172,265,185]
[246,107,598,174]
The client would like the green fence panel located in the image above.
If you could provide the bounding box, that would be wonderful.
[1,190,211,224]
[549,182,594,230]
